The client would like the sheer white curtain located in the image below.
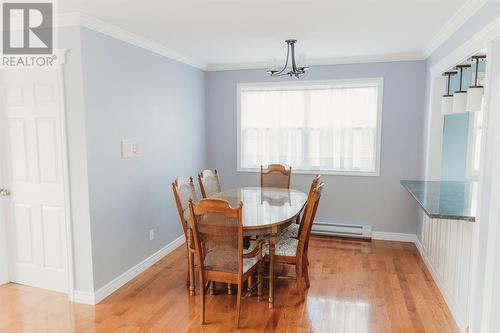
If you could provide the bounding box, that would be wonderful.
[239,80,381,173]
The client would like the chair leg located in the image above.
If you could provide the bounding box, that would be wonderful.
[235,282,242,329]
[295,262,304,300]
[185,245,190,287]
[247,276,253,293]
[199,273,205,324]
[257,262,263,301]
[227,283,232,295]
[303,258,310,289]
[209,281,214,295]
[188,251,195,296]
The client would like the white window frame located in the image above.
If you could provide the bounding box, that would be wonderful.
[236,78,384,176]
[466,71,485,180]
[466,109,483,180]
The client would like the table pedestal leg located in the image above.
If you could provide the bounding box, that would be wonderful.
[268,231,276,309]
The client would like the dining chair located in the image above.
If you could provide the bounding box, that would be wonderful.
[198,169,222,198]
[188,198,264,328]
[198,169,235,294]
[172,177,198,295]
[260,164,292,188]
[278,174,321,240]
[263,182,324,299]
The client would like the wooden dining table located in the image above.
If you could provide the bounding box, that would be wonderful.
[210,186,308,308]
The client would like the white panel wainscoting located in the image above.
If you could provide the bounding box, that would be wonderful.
[415,214,474,333]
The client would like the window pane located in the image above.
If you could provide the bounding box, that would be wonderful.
[239,80,381,173]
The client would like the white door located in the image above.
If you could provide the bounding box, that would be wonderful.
[0,69,68,292]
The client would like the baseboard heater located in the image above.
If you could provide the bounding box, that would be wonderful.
[311,221,372,239]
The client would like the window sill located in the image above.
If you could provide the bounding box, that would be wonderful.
[237,168,380,177]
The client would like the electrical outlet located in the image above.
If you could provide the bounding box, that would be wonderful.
[149,229,154,241]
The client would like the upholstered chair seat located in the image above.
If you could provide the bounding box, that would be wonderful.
[278,223,300,240]
[263,237,299,257]
[203,249,259,274]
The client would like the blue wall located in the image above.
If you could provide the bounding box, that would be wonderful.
[80,28,206,289]
[441,113,470,180]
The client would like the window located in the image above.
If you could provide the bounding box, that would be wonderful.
[237,78,383,175]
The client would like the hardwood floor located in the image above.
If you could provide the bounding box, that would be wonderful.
[0,236,459,333]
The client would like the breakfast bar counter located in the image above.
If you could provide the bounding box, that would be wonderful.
[401,180,477,222]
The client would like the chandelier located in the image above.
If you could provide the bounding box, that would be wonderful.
[267,39,308,78]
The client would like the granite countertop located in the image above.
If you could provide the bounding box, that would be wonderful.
[401,180,477,222]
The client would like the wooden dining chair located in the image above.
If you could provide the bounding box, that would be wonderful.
[188,198,264,328]
[198,169,222,198]
[260,164,292,188]
[263,182,324,299]
[278,174,321,240]
[172,177,198,295]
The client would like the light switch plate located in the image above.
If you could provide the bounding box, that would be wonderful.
[121,140,139,158]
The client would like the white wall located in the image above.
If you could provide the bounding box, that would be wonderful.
[475,36,500,333]
[60,26,95,294]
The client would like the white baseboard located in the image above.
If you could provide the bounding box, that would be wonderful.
[371,231,417,243]
[72,234,185,305]
[71,290,95,305]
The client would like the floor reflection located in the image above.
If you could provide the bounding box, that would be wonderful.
[306,294,370,333]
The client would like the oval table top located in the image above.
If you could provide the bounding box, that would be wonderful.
[210,187,308,230]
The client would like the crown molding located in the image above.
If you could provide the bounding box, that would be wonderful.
[422,0,489,58]
[429,15,500,77]
[56,13,423,72]
[205,52,425,71]
[57,12,208,70]
[57,4,485,73]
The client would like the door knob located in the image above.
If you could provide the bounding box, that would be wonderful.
[0,188,11,196]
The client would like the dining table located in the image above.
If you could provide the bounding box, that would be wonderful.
[210,186,308,308]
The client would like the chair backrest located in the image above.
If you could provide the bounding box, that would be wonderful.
[309,174,321,194]
[198,169,222,198]
[298,175,321,236]
[189,198,243,275]
[172,177,198,233]
[260,164,292,188]
[297,182,324,257]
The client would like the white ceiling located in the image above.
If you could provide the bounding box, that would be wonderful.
[59,0,477,69]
